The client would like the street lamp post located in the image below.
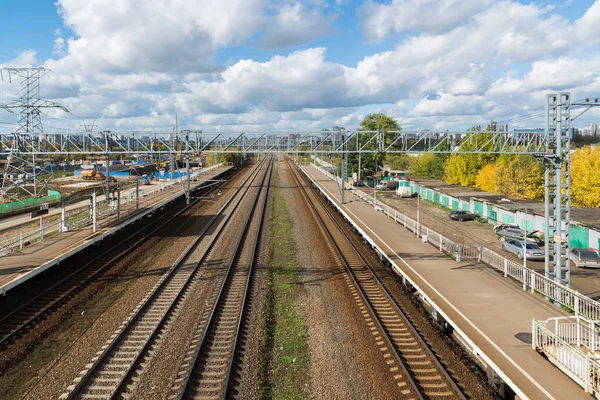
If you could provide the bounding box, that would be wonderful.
[416,186,421,238]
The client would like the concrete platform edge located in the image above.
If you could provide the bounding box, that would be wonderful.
[299,165,531,400]
[0,167,231,296]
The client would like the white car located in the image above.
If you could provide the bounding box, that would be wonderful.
[570,248,600,268]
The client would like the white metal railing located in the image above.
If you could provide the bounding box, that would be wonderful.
[533,318,600,396]
[0,164,224,256]
[310,163,600,323]
[542,316,600,352]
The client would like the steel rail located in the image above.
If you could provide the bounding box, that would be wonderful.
[287,158,467,399]
[60,158,268,400]
[0,169,236,348]
[172,157,273,400]
[222,158,273,399]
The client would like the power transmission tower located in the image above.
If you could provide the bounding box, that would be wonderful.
[0,67,68,197]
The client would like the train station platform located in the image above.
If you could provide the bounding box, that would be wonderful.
[0,165,231,296]
[300,164,589,400]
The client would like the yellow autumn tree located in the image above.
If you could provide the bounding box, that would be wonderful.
[475,164,501,193]
[571,146,600,208]
[473,155,545,200]
[444,133,498,186]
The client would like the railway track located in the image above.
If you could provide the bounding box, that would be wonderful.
[60,158,271,400]
[287,159,466,400]
[169,157,272,400]
[0,168,237,349]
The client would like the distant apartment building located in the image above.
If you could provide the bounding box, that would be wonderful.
[573,122,599,137]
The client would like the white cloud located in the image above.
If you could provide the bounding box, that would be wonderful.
[0,50,39,68]
[359,0,493,42]
[257,3,335,49]
[4,0,600,133]
[170,48,355,114]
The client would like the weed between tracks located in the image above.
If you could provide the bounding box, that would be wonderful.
[259,172,309,400]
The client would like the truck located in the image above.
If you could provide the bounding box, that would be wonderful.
[375,180,398,190]
[81,170,106,180]
[141,174,153,185]
[396,186,413,197]
[80,170,117,182]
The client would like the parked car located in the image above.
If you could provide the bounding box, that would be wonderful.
[495,227,544,246]
[449,210,478,221]
[570,248,600,268]
[501,239,545,260]
[374,180,397,190]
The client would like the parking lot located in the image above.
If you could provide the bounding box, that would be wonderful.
[378,191,600,300]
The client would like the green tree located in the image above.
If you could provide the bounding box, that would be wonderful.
[359,113,400,131]
[347,113,401,179]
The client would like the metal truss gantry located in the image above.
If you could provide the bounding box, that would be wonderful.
[1,92,595,287]
[0,129,549,156]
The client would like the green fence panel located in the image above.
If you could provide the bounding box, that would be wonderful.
[502,214,515,224]
[0,190,61,215]
[488,209,497,223]
[452,199,459,210]
[570,225,589,249]
[473,201,484,216]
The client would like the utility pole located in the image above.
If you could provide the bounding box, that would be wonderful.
[357,132,361,181]
[543,93,571,287]
[92,190,97,233]
[104,132,111,209]
[341,133,347,204]
[417,188,421,238]
[185,131,190,205]
[117,186,121,221]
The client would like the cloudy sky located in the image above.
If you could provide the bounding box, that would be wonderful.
[1,0,600,132]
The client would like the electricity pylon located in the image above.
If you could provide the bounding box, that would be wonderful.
[0,67,68,197]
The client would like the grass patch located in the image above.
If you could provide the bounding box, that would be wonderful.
[259,172,309,400]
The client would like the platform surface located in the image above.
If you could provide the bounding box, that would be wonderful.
[0,166,230,294]
[0,167,210,233]
[301,164,590,400]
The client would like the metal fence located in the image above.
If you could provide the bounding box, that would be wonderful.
[533,318,600,396]
[311,163,600,323]
[0,164,224,257]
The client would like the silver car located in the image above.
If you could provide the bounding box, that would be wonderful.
[501,239,545,261]
[570,248,600,268]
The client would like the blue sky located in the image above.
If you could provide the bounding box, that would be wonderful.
[1,0,600,132]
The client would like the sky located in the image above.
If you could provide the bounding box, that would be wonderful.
[1,0,600,133]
